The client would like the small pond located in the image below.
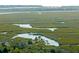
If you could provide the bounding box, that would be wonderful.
[12,33,59,46]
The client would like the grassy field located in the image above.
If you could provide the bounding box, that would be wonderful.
[0,12,79,52]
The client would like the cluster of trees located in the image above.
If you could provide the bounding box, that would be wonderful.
[0,37,66,53]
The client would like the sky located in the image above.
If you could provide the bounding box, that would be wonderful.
[0,0,79,6]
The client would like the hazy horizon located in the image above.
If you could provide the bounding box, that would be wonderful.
[0,0,79,6]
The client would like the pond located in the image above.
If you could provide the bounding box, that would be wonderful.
[0,32,7,35]
[13,24,32,28]
[12,33,59,46]
[13,24,58,32]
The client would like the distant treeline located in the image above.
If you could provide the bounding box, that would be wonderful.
[0,5,79,12]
